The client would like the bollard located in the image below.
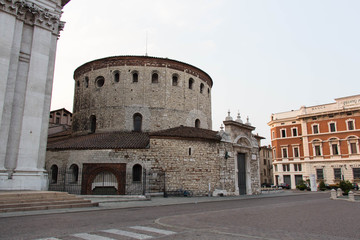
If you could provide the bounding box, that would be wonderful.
[330,189,337,199]
[336,188,343,197]
[348,191,355,202]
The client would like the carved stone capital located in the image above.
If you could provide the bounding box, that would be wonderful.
[1,0,65,36]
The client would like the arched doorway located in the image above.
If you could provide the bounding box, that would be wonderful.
[81,163,126,195]
[91,171,118,195]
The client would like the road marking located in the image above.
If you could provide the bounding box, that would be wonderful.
[73,233,116,240]
[36,238,62,240]
[129,226,176,235]
[102,229,153,239]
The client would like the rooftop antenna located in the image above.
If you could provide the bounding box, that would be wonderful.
[145,31,148,56]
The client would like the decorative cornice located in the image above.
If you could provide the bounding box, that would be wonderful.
[1,0,65,36]
[74,56,214,88]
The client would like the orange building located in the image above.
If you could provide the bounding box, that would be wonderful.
[268,95,360,189]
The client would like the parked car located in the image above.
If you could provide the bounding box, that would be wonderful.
[352,183,359,190]
[279,183,291,189]
[261,183,272,188]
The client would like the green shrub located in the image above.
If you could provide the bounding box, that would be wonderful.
[339,180,352,195]
[318,181,326,191]
[296,180,307,191]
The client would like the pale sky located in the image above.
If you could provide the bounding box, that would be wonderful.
[51,0,360,145]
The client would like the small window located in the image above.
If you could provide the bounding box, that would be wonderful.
[133,113,142,132]
[294,164,302,172]
[132,164,142,182]
[200,83,204,93]
[329,122,336,132]
[281,129,286,138]
[316,169,324,180]
[95,76,105,88]
[85,77,89,88]
[189,147,192,156]
[50,165,58,184]
[263,159,266,165]
[347,120,354,130]
[132,72,139,83]
[114,71,120,83]
[69,164,79,183]
[151,72,159,83]
[313,125,319,134]
[334,168,341,180]
[331,144,339,155]
[273,149,276,159]
[90,115,96,133]
[195,119,200,128]
[315,145,321,156]
[56,117,60,124]
[77,80,80,87]
[264,169,266,176]
[292,128,298,137]
[208,88,210,95]
[350,142,357,154]
[272,131,275,139]
[294,147,299,158]
[188,78,194,89]
[282,148,288,158]
[172,74,178,86]
[353,168,360,179]
[49,114,52,118]
[282,164,290,172]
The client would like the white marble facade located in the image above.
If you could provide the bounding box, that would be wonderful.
[0,0,67,190]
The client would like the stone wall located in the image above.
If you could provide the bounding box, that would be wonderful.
[72,56,213,134]
[46,137,238,196]
[149,138,236,196]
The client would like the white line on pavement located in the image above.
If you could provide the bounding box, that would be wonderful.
[102,229,153,239]
[129,226,176,235]
[35,238,62,240]
[73,233,116,240]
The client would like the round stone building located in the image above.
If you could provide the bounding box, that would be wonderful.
[46,56,262,197]
[72,56,213,134]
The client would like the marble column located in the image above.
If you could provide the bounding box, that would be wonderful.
[0,0,67,190]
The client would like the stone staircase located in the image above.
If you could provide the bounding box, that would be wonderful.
[0,191,99,213]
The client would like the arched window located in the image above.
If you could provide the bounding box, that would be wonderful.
[133,113,142,132]
[195,119,200,128]
[69,164,79,183]
[132,72,138,83]
[90,115,96,133]
[95,76,105,88]
[151,72,159,83]
[132,164,142,182]
[50,165,58,184]
[172,74,178,86]
[114,71,120,83]
[85,77,89,88]
[188,78,194,89]
[200,83,204,93]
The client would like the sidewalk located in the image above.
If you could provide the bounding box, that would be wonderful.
[0,190,314,218]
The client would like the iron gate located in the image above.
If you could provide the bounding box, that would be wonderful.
[48,167,165,195]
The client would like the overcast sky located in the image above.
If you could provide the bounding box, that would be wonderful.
[51,0,360,145]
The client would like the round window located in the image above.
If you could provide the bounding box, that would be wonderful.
[96,76,105,88]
